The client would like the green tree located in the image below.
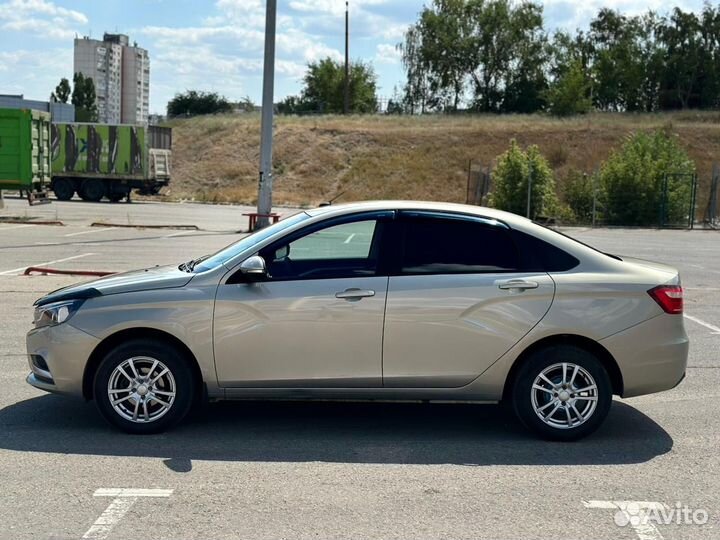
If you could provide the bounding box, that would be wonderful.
[490,140,559,219]
[167,90,233,117]
[277,95,318,115]
[401,0,548,113]
[399,24,432,113]
[300,57,378,114]
[545,60,592,116]
[496,1,549,113]
[237,95,256,112]
[52,78,71,103]
[71,73,98,122]
[599,131,696,226]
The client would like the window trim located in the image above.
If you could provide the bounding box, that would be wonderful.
[394,211,524,277]
[229,210,395,284]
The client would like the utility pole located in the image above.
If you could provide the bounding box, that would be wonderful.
[344,1,350,115]
[256,0,277,230]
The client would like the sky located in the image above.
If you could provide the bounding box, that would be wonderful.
[0,0,707,115]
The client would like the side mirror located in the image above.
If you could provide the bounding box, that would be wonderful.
[239,255,267,278]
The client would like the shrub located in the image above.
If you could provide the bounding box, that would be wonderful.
[490,140,559,219]
[599,131,696,226]
[562,169,596,224]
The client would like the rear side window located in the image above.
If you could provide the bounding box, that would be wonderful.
[512,230,580,272]
[400,217,520,274]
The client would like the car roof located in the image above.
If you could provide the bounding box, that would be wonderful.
[303,200,622,272]
[305,200,532,226]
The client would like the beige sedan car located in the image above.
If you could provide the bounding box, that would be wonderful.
[27,202,688,440]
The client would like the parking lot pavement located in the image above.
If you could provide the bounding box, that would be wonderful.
[0,214,719,540]
[0,195,300,230]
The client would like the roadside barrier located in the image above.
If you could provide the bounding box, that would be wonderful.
[23,267,115,277]
[90,222,199,230]
[0,220,65,226]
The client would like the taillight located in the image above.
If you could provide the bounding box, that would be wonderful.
[648,285,683,314]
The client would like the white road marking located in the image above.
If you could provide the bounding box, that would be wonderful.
[344,233,356,244]
[65,227,114,237]
[94,488,174,497]
[164,231,195,238]
[583,500,665,540]
[82,488,173,540]
[684,314,720,335]
[0,224,33,230]
[685,287,720,291]
[0,253,95,275]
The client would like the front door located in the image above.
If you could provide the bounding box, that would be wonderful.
[382,212,555,388]
[214,213,391,388]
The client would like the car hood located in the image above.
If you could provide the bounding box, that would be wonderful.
[35,265,193,306]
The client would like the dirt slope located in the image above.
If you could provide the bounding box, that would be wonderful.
[167,112,720,208]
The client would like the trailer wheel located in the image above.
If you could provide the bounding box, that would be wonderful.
[52,178,75,201]
[107,190,127,203]
[79,179,106,202]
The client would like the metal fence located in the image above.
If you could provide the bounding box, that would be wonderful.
[466,160,492,206]
[464,161,706,230]
[703,164,719,228]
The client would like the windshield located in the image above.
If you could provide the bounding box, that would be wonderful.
[189,212,310,273]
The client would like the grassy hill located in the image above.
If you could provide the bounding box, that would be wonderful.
[167,112,720,210]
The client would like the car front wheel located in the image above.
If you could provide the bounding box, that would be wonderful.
[93,339,195,434]
[511,345,612,441]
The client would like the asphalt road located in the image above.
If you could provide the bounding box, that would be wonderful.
[0,199,718,540]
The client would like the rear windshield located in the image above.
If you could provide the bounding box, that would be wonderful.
[536,224,622,262]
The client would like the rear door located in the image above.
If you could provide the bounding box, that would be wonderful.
[382,212,555,388]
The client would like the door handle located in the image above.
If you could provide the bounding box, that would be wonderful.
[335,288,376,300]
[498,279,539,291]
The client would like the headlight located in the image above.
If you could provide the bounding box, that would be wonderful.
[33,299,84,329]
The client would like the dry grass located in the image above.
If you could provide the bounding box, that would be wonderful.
[166,112,720,207]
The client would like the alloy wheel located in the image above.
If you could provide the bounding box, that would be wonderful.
[530,362,599,430]
[107,356,176,423]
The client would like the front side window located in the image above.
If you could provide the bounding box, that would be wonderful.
[401,217,519,274]
[262,219,381,281]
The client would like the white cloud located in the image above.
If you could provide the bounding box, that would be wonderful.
[543,0,700,30]
[375,43,401,64]
[0,47,72,99]
[0,0,87,40]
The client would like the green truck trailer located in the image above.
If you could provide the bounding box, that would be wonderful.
[51,123,172,202]
[0,108,52,203]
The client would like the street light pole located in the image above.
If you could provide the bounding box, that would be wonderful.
[256,0,277,230]
[344,1,350,115]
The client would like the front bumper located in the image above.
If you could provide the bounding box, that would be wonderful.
[26,322,100,397]
[600,313,689,398]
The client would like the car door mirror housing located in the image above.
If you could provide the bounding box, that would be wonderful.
[239,255,267,278]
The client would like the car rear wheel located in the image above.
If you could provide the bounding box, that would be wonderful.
[93,339,195,434]
[510,345,612,441]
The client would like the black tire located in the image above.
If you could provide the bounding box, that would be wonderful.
[79,179,106,202]
[52,178,75,201]
[510,345,612,441]
[107,190,127,203]
[93,339,195,434]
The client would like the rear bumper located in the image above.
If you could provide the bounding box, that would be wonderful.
[600,314,689,398]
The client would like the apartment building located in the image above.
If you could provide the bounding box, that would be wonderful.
[73,33,150,125]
